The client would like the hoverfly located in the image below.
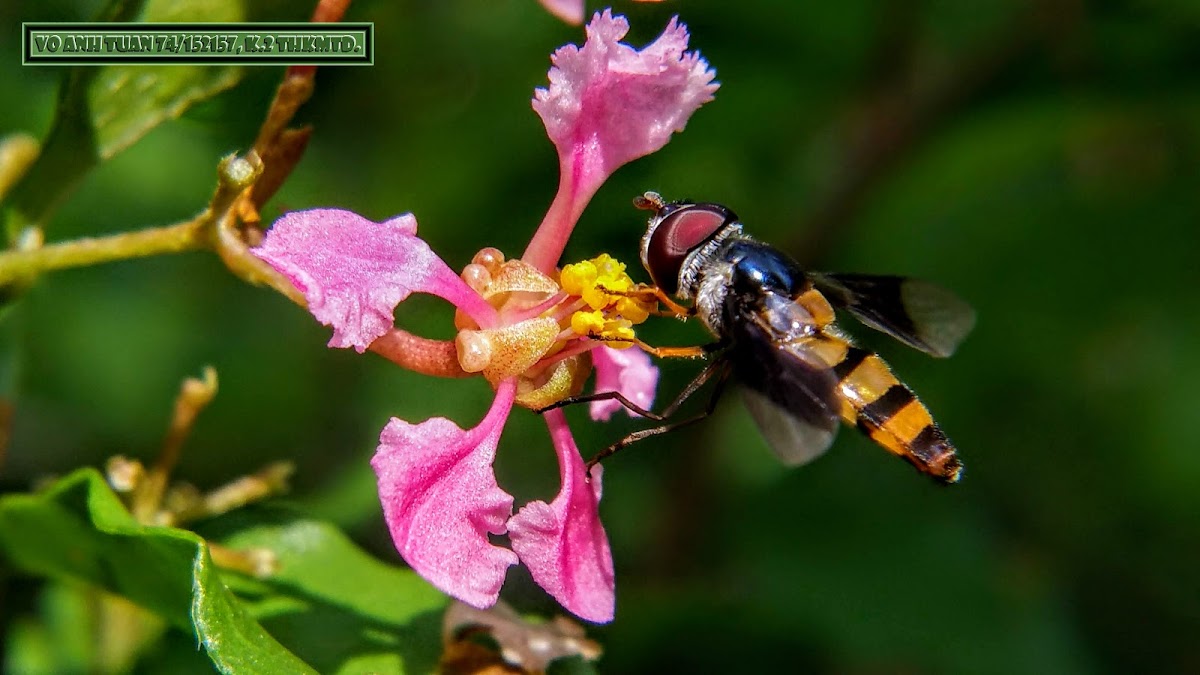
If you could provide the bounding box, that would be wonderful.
[556,192,975,484]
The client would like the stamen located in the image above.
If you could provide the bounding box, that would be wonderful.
[540,336,602,367]
[550,297,589,325]
[559,254,656,339]
[505,290,571,325]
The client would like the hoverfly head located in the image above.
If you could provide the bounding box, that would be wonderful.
[637,193,739,298]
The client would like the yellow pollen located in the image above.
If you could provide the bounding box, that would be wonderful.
[568,309,636,348]
[571,309,606,337]
[560,253,654,347]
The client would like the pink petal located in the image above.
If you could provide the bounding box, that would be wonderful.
[537,0,583,24]
[508,409,615,623]
[589,346,659,422]
[372,379,520,609]
[535,11,718,187]
[255,208,497,352]
[524,11,719,271]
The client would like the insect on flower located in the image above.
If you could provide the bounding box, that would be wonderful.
[548,193,976,484]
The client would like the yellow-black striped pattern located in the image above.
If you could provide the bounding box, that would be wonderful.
[792,288,962,483]
[832,345,963,483]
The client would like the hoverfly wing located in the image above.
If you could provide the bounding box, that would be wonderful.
[740,386,837,466]
[731,322,841,466]
[813,273,975,358]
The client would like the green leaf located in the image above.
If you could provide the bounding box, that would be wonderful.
[0,469,451,674]
[2,583,94,675]
[0,469,314,674]
[202,508,448,675]
[3,581,167,675]
[3,0,246,234]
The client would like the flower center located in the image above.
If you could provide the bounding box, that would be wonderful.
[453,248,655,409]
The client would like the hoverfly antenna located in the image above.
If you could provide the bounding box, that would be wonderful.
[634,191,665,212]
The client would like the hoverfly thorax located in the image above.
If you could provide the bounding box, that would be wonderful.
[637,192,740,300]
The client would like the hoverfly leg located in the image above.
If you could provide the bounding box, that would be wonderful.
[637,336,728,360]
[645,285,694,319]
[535,390,662,420]
[536,354,725,420]
[584,334,715,360]
[584,360,733,478]
[636,342,709,359]
[594,283,695,319]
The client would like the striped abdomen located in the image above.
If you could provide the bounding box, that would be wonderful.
[832,344,963,483]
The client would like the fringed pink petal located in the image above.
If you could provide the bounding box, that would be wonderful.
[589,346,659,422]
[255,208,497,352]
[523,11,719,272]
[537,0,583,24]
[372,380,520,608]
[508,409,615,623]
[534,10,719,176]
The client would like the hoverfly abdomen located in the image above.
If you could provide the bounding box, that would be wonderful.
[833,347,963,483]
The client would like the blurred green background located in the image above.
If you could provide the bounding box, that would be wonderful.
[3,0,1200,672]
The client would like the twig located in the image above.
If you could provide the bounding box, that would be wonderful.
[208,542,278,578]
[131,368,219,523]
[0,218,208,282]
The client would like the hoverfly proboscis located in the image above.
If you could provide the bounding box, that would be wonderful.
[545,192,975,484]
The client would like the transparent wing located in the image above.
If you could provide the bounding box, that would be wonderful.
[813,273,976,358]
[731,320,842,466]
[740,386,838,466]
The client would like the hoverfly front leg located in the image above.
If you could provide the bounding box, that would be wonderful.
[584,333,716,359]
[634,340,709,359]
[535,357,733,478]
[584,359,732,474]
[536,348,724,420]
[596,283,695,319]
[642,285,694,319]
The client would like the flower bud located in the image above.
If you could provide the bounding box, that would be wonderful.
[461,263,491,292]
[472,247,505,274]
[455,330,493,373]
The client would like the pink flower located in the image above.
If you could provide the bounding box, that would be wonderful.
[590,345,657,422]
[254,11,715,623]
[537,0,584,25]
[524,9,719,273]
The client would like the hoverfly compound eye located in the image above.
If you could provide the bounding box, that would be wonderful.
[640,202,738,296]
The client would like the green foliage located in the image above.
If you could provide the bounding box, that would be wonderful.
[0,470,314,673]
[0,470,448,673]
[202,509,447,674]
[4,583,99,674]
[2,0,244,234]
